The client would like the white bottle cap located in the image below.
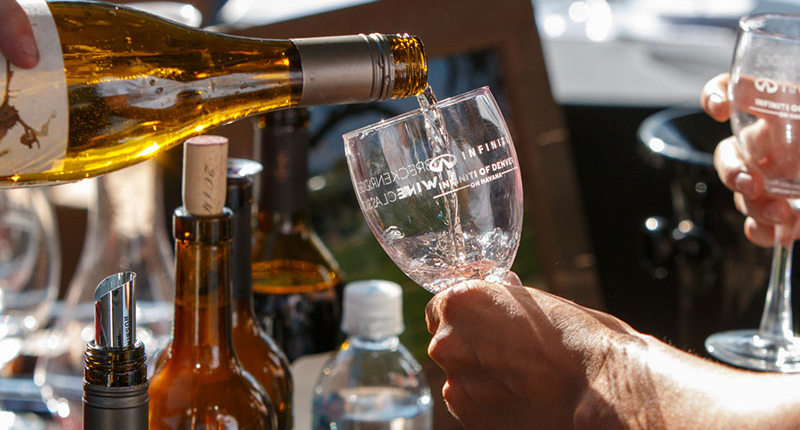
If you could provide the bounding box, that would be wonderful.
[341,280,404,338]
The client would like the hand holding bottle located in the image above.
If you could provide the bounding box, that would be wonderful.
[0,0,39,68]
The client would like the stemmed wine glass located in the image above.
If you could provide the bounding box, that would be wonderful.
[0,188,61,363]
[705,13,800,372]
[343,86,523,293]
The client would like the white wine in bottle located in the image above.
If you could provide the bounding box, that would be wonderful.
[0,0,427,187]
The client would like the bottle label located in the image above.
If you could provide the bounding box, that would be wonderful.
[0,0,67,176]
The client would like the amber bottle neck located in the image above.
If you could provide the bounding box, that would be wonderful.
[169,208,237,366]
[255,110,314,236]
[230,192,257,316]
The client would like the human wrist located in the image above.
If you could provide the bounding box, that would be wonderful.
[572,328,652,430]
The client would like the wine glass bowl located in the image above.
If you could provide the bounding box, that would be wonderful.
[0,188,60,346]
[705,13,800,372]
[343,87,523,293]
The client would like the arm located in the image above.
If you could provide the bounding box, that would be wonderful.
[426,281,800,430]
[0,0,39,68]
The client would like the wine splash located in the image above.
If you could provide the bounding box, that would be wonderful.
[416,85,466,261]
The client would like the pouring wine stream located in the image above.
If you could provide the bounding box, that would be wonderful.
[417,85,466,263]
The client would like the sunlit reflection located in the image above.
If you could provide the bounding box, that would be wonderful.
[136,143,160,157]
[543,14,567,38]
[647,138,666,153]
[585,0,613,42]
[568,1,589,23]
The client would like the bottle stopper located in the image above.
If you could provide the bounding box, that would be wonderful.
[94,272,137,349]
[182,135,228,216]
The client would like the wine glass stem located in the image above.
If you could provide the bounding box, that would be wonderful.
[758,238,795,341]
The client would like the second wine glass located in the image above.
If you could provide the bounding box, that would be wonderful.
[343,87,523,293]
[705,13,800,372]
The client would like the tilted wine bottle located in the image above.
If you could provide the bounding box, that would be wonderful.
[251,108,344,362]
[0,0,427,187]
[148,136,276,430]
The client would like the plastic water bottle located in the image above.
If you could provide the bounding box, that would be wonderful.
[312,280,433,430]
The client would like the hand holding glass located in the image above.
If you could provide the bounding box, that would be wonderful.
[705,13,800,372]
[344,87,523,293]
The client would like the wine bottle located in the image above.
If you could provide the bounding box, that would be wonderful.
[148,136,276,430]
[1,0,427,187]
[251,108,344,362]
[83,272,149,430]
[40,160,175,429]
[227,158,293,430]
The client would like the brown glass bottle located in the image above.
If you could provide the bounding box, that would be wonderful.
[227,159,293,430]
[251,108,344,362]
[148,207,276,430]
[1,0,428,186]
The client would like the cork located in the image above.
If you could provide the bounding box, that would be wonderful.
[182,135,228,216]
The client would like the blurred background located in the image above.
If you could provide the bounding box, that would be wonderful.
[7,0,800,428]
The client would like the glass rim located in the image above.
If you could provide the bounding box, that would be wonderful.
[739,13,800,41]
[342,86,493,141]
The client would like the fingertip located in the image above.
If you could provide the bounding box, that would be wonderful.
[504,271,523,286]
[702,73,731,122]
[13,35,40,69]
[733,172,756,197]
[744,217,776,248]
[0,24,39,69]
[714,136,764,199]
[425,301,439,334]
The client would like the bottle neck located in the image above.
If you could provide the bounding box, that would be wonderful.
[348,335,400,351]
[170,208,237,368]
[256,124,310,217]
[230,201,256,311]
[292,33,427,106]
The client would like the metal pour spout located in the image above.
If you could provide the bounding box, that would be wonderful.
[93,272,137,348]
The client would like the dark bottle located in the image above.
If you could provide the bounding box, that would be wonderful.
[251,108,344,362]
[148,136,276,430]
[227,158,293,430]
[83,272,148,430]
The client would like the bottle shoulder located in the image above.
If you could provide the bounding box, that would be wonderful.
[252,225,337,265]
[232,320,291,375]
[316,339,429,392]
[149,362,274,418]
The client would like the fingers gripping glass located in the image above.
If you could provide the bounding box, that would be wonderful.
[343,87,523,294]
[705,13,800,372]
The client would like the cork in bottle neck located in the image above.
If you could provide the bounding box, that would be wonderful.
[170,208,237,362]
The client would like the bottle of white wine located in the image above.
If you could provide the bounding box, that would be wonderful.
[1,0,427,187]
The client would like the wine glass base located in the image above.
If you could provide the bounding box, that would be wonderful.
[705,329,800,373]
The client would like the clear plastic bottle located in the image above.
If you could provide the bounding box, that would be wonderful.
[312,280,433,430]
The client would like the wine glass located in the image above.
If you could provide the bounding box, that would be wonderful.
[705,13,800,372]
[0,188,61,430]
[343,86,523,293]
[0,188,61,363]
